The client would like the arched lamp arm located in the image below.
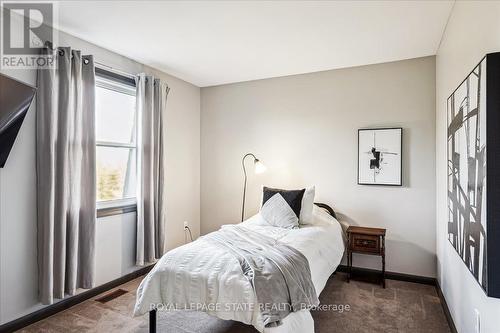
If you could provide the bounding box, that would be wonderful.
[241,153,257,222]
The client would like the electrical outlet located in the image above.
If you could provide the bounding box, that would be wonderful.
[474,308,480,333]
[183,221,189,229]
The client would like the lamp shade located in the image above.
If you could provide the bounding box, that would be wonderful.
[254,160,267,174]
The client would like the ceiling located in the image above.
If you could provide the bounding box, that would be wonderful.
[54,1,454,87]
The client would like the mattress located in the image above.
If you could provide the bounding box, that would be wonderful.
[241,211,345,332]
[134,206,345,333]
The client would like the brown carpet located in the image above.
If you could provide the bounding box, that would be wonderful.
[19,272,451,333]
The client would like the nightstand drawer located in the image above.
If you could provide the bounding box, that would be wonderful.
[350,234,380,253]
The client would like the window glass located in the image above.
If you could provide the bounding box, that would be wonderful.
[95,76,137,204]
[96,146,136,201]
[95,86,136,144]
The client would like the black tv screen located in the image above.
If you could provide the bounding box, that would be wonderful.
[0,73,36,167]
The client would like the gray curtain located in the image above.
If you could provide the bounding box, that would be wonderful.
[136,74,169,265]
[36,47,96,304]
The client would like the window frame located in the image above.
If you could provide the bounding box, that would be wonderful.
[94,67,138,217]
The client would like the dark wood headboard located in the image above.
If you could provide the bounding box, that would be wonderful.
[314,202,336,219]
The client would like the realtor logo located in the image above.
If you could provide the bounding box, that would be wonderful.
[1,1,56,69]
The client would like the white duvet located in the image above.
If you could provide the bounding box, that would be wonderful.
[134,206,345,333]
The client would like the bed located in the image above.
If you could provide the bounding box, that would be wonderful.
[134,203,345,333]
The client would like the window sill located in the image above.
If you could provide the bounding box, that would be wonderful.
[97,199,137,218]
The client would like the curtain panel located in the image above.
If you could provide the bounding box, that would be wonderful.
[136,74,169,265]
[36,47,96,304]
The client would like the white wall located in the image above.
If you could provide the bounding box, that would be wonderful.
[0,15,200,324]
[436,2,500,333]
[201,56,436,278]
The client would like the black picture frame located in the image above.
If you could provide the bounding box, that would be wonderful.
[357,127,403,186]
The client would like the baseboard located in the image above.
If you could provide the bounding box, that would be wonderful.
[0,265,154,333]
[336,264,436,285]
[435,280,458,333]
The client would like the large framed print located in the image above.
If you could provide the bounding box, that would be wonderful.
[358,128,402,186]
[447,52,500,297]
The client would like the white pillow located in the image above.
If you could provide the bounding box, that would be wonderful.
[309,204,338,226]
[299,186,315,225]
[260,193,299,229]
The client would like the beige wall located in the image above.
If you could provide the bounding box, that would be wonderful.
[436,2,500,332]
[201,56,436,277]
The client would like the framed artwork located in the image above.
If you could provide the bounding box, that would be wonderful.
[447,52,500,298]
[358,128,402,186]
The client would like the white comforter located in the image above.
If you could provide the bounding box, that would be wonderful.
[134,207,344,333]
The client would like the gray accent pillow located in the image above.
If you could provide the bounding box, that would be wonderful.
[260,193,299,229]
[262,186,305,218]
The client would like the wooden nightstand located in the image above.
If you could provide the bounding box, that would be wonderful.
[346,226,386,288]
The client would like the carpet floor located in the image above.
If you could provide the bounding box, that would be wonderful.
[19,272,451,333]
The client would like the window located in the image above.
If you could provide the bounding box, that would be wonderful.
[95,71,137,209]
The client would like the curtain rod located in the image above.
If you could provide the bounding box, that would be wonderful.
[42,41,138,80]
[95,61,136,80]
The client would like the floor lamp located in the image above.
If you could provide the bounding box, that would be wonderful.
[241,153,266,221]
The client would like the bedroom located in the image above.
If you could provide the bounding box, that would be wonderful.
[0,1,499,332]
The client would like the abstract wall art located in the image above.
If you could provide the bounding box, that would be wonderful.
[358,128,402,186]
[447,52,500,297]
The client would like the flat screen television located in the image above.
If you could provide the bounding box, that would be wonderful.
[0,73,36,168]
